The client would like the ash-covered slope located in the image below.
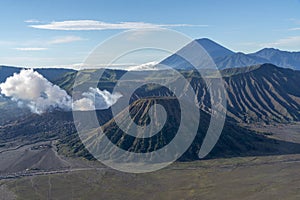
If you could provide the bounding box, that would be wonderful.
[87,97,300,161]
[223,64,300,122]
[2,96,300,163]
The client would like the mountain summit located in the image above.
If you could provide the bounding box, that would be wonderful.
[195,38,235,60]
[160,38,234,69]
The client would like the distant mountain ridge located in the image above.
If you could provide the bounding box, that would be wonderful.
[251,48,300,69]
[160,38,300,70]
[0,65,75,83]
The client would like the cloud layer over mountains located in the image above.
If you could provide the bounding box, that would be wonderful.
[0,69,121,114]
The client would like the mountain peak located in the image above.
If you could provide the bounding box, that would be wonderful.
[195,38,216,44]
[255,63,296,73]
[256,48,282,54]
[258,63,278,68]
[194,38,235,59]
[261,47,280,51]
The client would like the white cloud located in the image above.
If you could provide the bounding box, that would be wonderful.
[12,36,84,53]
[29,20,207,31]
[24,19,40,23]
[39,63,136,70]
[14,47,48,51]
[39,62,167,71]
[262,36,300,51]
[289,27,300,31]
[0,41,16,46]
[48,36,84,44]
[289,18,300,25]
[126,61,161,71]
[39,63,86,70]
[37,62,163,71]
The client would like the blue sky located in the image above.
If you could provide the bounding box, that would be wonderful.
[1,0,300,68]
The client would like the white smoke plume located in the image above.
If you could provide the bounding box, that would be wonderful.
[0,69,122,114]
[73,87,123,111]
[0,69,72,114]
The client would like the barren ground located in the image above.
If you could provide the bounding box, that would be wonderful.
[1,123,300,200]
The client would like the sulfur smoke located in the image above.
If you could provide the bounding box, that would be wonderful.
[0,69,122,114]
[73,87,122,111]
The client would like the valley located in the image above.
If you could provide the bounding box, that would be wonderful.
[2,154,300,200]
